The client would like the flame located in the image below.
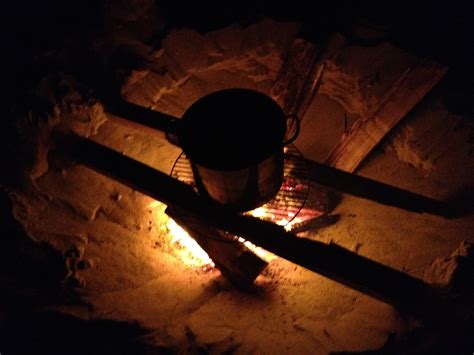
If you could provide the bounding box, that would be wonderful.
[247,205,303,231]
[148,200,213,269]
[148,199,317,268]
[248,207,267,218]
[236,236,276,261]
[166,218,214,268]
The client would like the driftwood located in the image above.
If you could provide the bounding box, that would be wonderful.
[325,59,448,172]
[56,135,440,316]
[165,206,267,287]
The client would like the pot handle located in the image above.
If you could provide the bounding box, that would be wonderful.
[165,118,181,146]
[283,114,300,145]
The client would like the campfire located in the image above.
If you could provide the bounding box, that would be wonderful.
[3,4,473,353]
[161,144,321,269]
[149,145,322,270]
[149,200,215,269]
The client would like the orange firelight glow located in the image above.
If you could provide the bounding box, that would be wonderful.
[148,200,214,268]
[166,218,215,268]
[148,199,316,269]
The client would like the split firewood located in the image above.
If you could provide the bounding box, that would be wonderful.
[271,39,322,118]
[325,59,448,172]
[165,206,268,288]
[271,34,346,120]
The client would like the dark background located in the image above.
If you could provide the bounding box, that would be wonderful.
[3,1,473,104]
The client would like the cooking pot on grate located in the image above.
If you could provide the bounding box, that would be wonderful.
[166,88,299,212]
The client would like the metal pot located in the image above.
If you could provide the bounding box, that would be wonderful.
[167,88,299,212]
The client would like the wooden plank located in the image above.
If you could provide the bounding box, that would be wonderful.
[325,59,448,172]
[295,155,449,216]
[166,206,268,288]
[56,135,440,315]
[104,99,177,140]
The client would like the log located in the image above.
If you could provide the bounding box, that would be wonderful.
[325,59,448,172]
[55,134,440,316]
[166,206,267,288]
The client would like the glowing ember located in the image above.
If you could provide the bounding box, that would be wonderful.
[249,207,267,219]
[247,204,304,231]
